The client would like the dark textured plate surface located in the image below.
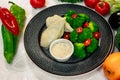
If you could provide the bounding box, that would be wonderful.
[24,4,114,76]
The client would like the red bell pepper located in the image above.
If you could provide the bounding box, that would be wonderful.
[0,7,19,35]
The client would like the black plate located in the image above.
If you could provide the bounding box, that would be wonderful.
[24,4,114,76]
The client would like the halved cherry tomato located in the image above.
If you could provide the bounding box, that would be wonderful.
[76,27,83,34]
[83,21,89,28]
[84,38,91,46]
[93,31,100,39]
[72,14,78,18]
[63,32,70,40]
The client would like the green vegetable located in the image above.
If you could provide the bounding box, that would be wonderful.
[115,27,120,51]
[1,25,14,63]
[70,30,78,42]
[65,10,75,27]
[1,1,26,64]
[111,3,120,13]
[73,43,86,59]
[86,38,98,53]
[73,17,85,28]
[65,10,99,59]
[88,21,99,32]
[58,0,83,3]
[78,28,93,42]
[65,10,90,28]
[78,13,90,22]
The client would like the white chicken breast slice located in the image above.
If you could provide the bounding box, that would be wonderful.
[40,17,65,48]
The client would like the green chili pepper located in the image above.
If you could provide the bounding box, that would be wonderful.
[1,1,26,64]
[9,1,26,54]
[1,25,14,63]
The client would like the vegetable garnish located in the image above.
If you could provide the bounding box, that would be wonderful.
[65,10,100,59]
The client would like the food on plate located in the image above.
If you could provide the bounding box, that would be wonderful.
[95,1,110,16]
[103,52,120,80]
[115,27,120,51]
[73,43,86,59]
[58,0,83,3]
[65,10,100,59]
[30,0,45,8]
[108,11,120,29]
[49,39,74,62]
[84,0,100,8]
[40,16,65,48]
[65,10,90,28]
[46,15,73,32]
[63,32,70,40]
[40,10,100,60]
[1,1,26,63]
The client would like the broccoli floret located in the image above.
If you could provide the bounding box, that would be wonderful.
[115,27,120,51]
[73,17,85,28]
[73,43,86,59]
[65,10,76,17]
[78,13,90,22]
[70,30,78,42]
[78,28,93,42]
[86,38,98,53]
[88,21,99,32]
[65,10,76,27]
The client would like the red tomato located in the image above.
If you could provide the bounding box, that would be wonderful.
[95,1,110,16]
[84,38,91,46]
[30,0,45,8]
[76,27,83,34]
[93,32,100,39]
[63,32,70,40]
[84,0,100,8]
[72,14,78,18]
[83,21,89,28]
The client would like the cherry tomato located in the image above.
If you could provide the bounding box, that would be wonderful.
[72,14,78,18]
[84,38,91,46]
[93,32,100,39]
[30,0,45,8]
[95,1,110,16]
[63,32,70,40]
[84,0,100,8]
[76,27,83,34]
[83,21,89,28]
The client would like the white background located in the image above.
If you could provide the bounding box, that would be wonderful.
[0,0,113,80]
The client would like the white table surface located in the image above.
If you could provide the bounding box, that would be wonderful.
[0,0,115,80]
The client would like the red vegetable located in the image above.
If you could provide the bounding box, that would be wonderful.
[30,0,45,8]
[93,31,100,39]
[84,0,100,8]
[83,21,89,28]
[63,32,70,40]
[84,38,91,46]
[0,7,19,35]
[76,27,83,34]
[72,14,78,18]
[95,1,110,16]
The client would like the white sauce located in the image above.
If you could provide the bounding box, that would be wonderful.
[51,42,72,58]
